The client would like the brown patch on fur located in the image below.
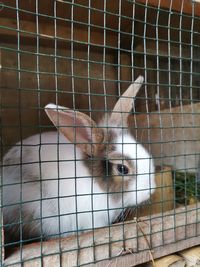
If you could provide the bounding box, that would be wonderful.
[83,128,136,201]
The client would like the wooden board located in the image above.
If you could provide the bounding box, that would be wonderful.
[1,1,135,29]
[136,0,200,16]
[3,203,200,267]
[179,246,200,266]
[130,102,200,171]
[0,1,134,49]
[147,255,186,267]
[0,18,118,50]
[2,1,200,50]
[1,0,199,24]
[146,246,200,266]
[0,45,117,149]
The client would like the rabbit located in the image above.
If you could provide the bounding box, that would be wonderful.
[2,76,156,244]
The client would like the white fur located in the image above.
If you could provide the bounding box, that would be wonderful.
[115,132,156,205]
[3,132,129,238]
[3,131,155,239]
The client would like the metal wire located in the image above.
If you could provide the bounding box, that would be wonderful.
[1,0,200,266]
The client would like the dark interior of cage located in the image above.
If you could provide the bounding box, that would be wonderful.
[1,1,200,255]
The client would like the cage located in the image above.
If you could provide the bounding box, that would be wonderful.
[1,0,200,266]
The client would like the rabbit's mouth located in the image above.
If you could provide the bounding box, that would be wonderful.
[112,207,135,224]
[112,199,151,223]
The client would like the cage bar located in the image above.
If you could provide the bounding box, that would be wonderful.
[1,0,200,266]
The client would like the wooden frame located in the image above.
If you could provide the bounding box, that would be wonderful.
[4,204,200,266]
[137,0,200,16]
[2,1,200,266]
[1,1,200,49]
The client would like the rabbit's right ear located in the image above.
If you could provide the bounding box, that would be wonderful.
[45,104,104,156]
[110,76,144,127]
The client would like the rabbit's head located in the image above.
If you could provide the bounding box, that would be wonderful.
[45,76,155,213]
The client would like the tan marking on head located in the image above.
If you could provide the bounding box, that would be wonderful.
[107,152,136,195]
[83,129,136,201]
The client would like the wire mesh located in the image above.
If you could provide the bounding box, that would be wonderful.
[1,0,200,266]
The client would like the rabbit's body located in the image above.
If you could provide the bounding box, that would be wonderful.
[3,130,155,241]
[2,76,156,244]
[3,132,114,240]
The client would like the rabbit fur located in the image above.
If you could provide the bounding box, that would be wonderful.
[2,76,156,243]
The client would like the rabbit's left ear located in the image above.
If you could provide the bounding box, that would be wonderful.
[110,76,144,127]
[45,104,104,156]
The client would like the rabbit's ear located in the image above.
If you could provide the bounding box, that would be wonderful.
[45,104,104,156]
[110,75,144,127]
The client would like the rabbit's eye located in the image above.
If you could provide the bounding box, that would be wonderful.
[117,164,129,175]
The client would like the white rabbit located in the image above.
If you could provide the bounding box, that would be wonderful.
[2,76,156,244]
